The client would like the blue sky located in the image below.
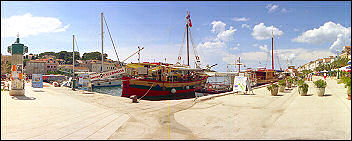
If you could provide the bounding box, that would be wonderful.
[1,1,351,72]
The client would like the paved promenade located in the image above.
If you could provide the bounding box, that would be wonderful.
[1,76,350,139]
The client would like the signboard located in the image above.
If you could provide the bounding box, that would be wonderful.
[32,74,43,88]
[89,67,125,81]
[137,67,148,75]
[78,73,89,90]
[233,76,251,92]
[11,64,24,90]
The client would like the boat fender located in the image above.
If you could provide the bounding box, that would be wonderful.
[186,86,190,89]
[171,88,176,94]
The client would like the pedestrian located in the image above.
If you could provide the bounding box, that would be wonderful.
[323,73,327,80]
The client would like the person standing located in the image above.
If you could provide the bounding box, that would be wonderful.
[323,73,327,80]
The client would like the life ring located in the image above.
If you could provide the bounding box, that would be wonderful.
[208,84,213,89]
[171,88,176,94]
[178,56,181,60]
[195,56,199,60]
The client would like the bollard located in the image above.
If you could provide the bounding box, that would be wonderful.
[130,95,138,103]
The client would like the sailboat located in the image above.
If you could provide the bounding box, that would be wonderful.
[91,12,123,88]
[121,11,208,100]
[248,30,279,86]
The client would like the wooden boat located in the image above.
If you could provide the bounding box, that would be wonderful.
[121,62,208,100]
[121,11,209,100]
[251,68,278,85]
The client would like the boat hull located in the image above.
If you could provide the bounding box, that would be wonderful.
[92,79,122,88]
[122,76,207,100]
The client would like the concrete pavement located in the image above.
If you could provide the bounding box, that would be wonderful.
[1,76,350,139]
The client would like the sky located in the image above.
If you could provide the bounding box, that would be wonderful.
[1,1,351,72]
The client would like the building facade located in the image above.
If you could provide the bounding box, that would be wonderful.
[25,60,46,77]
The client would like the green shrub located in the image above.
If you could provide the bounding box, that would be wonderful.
[294,77,298,82]
[299,83,309,93]
[314,79,327,88]
[267,84,279,91]
[278,80,286,86]
[297,79,305,86]
[287,77,294,83]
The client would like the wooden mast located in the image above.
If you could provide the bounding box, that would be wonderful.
[101,12,104,72]
[272,29,274,70]
[186,11,190,66]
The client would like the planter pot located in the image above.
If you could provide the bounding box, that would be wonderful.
[270,87,279,96]
[298,87,302,94]
[316,88,325,96]
[348,94,351,100]
[300,89,308,96]
[279,85,285,92]
[287,83,292,88]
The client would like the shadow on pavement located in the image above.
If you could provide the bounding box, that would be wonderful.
[11,96,36,100]
[33,89,45,92]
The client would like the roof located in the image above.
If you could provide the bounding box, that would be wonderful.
[28,60,46,63]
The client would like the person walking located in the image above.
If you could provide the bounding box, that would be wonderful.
[323,73,327,80]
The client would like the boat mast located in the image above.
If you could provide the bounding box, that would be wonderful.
[186,11,190,66]
[101,12,104,72]
[73,34,75,78]
[272,29,274,70]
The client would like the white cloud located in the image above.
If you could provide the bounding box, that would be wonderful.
[241,24,251,29]
[259,44,268,52]
[232,17,250,22]
[198,21,237,49]
[293,28,299,32]
[252,43,259,47]
[231,47,239,50]
[211,21,226,33]
[1,13,69,38]
[281,8,288,13]
[197,40,225,49]
[237,43,240,47]
[217,26,237,41]
[251,23,283,40]
[266,4,279,13]
[292,21,351,51]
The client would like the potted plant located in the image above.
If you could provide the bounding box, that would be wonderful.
[348,86,351,100]
[344,77,351,100]
[338,76,351,100]
[287,77,293,88]
[278,80,286,92]
[267,83,279,96]
[299,83,309,96]
[297,79,305,94]
[313,79,327,96]
[293,77,298,86]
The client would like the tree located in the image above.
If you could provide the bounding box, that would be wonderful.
[39,52,56,58]
[23,59,30,67]
[82,52,107,60]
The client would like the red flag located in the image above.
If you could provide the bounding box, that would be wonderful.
[186,15,190,19]
[189,19,192,27]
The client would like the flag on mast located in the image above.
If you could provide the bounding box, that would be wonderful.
[186,12,192,27]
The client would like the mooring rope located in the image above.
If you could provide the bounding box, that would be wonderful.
[138,82,156,101]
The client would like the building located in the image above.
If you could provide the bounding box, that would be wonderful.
[87,60,116,73]
[340,46,351,59]
[57,65,89,74]
[25,60,46,78]
[44,58,59,72]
